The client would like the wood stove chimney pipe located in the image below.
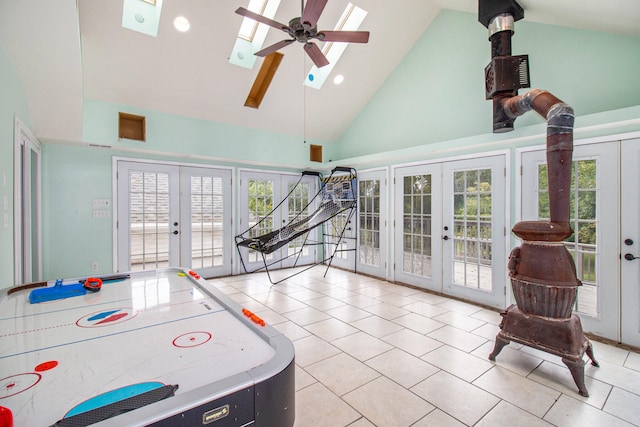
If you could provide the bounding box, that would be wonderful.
[503,90,575,228]
[479,0,574,227]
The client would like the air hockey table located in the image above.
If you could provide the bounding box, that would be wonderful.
[0,268,295,426]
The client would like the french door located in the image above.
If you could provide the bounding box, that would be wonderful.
[323,173,358,272]
[521,141,622,342]
[394,164,442,290]
[116,160,232,278]
[621,138,640,347]
[237,171,318,273]
[356,169,388,279]
[394,155,507,308]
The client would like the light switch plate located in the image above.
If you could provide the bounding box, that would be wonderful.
[92,198,111,208]
[93,210,111,218]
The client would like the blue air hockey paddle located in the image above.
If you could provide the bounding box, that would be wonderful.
[28,275,130,303]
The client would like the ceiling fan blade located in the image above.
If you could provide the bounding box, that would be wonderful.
[235,7,289,32]
[301,0,328,27]
[318,30,370,43]
[304,42,329,68]
[254,39,295,57]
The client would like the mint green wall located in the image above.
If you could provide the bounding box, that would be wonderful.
[83,99,335,164]
[41,144,114,279]
[40,101,333,279]
[336,10,640,159]
[0,45,31,289]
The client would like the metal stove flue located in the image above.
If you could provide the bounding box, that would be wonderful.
[478,0,599,397]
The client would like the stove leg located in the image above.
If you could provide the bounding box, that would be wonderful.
[562,357,589,397]
[585,340,600,367]
[489,334,510,361]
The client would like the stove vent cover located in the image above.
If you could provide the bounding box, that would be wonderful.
[484,54,530,99]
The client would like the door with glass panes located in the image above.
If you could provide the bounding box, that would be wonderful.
[442,157,506,307]
[394,164,442,290]
[324,175,358,272]
[357,169,388,279]
[237,171,317,273]
[394,155,507,308]
[521,142,618,340]
[116,161,233,278]
[522,139,639,345]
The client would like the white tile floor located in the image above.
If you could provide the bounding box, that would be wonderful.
[210,267,640,427]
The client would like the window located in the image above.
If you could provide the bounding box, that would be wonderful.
[230,0,283,69]
[538,160,598,316]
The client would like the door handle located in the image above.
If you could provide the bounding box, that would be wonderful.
[624,253,638,261]
[173,230,179,235]
[443,235,449,241]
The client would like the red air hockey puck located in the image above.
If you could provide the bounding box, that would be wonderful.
[83,277,103,292]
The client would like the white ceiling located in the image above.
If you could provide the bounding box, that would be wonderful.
[1,0,639,144]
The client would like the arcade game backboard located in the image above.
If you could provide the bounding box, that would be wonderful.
[0,268,294,426]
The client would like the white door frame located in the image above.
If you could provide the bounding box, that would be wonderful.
[442,155,507,308]
[236,169,318,274]
[13,116,42,285]
[324,172,358,272]
[116,161,181,272]
[620,138,640,347]
[392,151,509,308]
[392,163,443,291]
[517,133,640,344]
[179,166,233,278]
[280,173,319,269]
[114,157,234,276]
[356,167,389,280]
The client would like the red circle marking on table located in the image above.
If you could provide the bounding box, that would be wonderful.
[0,373,41,398]
[172,331,212,348]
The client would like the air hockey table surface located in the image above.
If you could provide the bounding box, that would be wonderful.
[0,268,295,426]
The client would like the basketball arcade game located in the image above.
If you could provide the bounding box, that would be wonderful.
[0,268,294,426]
[235,167,358,284]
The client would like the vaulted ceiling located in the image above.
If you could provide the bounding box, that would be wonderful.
[1,0,638,143]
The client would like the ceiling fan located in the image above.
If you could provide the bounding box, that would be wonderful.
[235,0,370,68]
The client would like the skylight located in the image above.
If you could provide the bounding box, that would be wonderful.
[230,0,282,69]
[122,0,164,37]
[304,3,367,90]
[238,0,268,42]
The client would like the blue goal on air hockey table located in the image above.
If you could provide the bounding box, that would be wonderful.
[0,268,295,426]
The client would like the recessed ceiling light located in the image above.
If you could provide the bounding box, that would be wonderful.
[333,74,344,85]
[174,16,190,32]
